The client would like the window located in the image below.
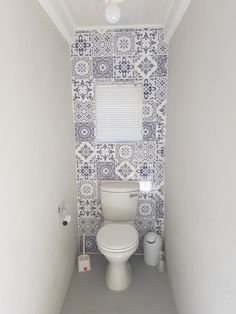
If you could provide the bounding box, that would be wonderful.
[95,84,142,143]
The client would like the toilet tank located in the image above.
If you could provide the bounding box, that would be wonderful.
[100,181,139,223]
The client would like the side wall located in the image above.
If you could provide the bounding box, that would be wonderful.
[0,1,77,313]
[71,26,168,253]
[165,0,236,313]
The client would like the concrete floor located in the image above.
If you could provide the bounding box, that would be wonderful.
[61,255,177,314]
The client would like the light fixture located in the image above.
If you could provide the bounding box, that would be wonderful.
[105,0,122,24]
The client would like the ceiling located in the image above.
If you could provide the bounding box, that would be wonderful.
[67,0,174,27]
[38,0,191,43]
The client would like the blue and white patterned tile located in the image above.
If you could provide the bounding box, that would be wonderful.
[157,55,168,77]
[143,100,157,122]
[135,28,158,56]
[91,31,114,56]
[135,54,157,78]
[115,143,136,162]
[78,180,97,200]
[156,196,165,219]
[72,31,92,57]
[156,77,167,105]
[143,122,156,141]
[156,142,165,162]
[78,199,101,218]
[135,217,156,238]
[157,98,167,116]
[114,30,135,55]
[138,199,156,218]
[157,29,168,55]
[93,57,113,79]
[96,144,115,162]
[97,162,116,180]
[72,79,93,102]
[115,161,137,180]
[71,57,92,79]
[79,235,98,253]
[151,182,165,200]
[73,101,94,122]
[74,122,95,142]
[114,56,135,79]
[71,26,168,254]
[135,162,155,181]
[135,141,157,162]
[143,79,157,100]
[79,217,102,236]
[76,162,96,181]
[155,218,164,237]
[154,161,165,185]
[76,142,95,162]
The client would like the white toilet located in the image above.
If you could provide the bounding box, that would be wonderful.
[96,180,139,291]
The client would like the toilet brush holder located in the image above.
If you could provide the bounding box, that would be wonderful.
[78,254,91,272]
[78,234,91,272]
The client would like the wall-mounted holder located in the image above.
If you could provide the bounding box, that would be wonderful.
[58,206,71,227]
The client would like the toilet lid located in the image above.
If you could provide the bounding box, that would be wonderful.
[97,224,138,251]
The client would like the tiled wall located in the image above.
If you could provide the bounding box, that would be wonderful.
[71,26,168,253]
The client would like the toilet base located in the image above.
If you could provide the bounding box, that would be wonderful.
[105,261,132,291]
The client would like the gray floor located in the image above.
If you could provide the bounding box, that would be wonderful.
[61,255,177,314]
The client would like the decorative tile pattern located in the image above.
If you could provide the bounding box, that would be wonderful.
[71,26,168,253]
[76,162,96,180]
[72,79,93,101]
[143,100,157,122]
[156,78,167,105]
[91,31,114,56]
[114,56,135,79]
[135,54,157,78]
[96,144,115,162]
[115,144,135,162]
[74,101,94,122]
[76,142,95,162]
[114,31,135,55]
[72,31,91,57]
[78,181,97,200]
[135,28,157,55]
[116,162,136,180]
[71,57,92,79]
[135,142,157,162]
[79,217,102,235]
[75,122,94,142]
[157,55,168,77]
[79,235,98,253]
[93,57,113,79]
[143,122,156,141]
[138,199,156,218]
[136,162,155,181]
[143,79,156,100]
[78,200,101,218]
[97,162,115,180]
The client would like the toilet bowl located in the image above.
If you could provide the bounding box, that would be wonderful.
[97,223,139,291]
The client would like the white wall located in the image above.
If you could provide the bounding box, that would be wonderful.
[0,1,77,313]
[165,0,236,313]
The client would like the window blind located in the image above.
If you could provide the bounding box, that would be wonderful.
[95,84,142,143]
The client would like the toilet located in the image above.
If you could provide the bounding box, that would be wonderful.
[96,180,139,291]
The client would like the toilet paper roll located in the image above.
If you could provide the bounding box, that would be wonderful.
[62,214,71,226]
[60,208,71,227]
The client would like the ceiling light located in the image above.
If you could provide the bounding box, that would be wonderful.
[105,1,121,24]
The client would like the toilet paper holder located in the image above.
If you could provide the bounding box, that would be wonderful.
[58,206,71,227]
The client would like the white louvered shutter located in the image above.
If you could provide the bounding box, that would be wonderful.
[95,85,142,143]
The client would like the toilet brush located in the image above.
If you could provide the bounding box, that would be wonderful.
[78,234,91,272]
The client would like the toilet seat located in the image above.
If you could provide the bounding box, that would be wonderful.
[97,223,138,253]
